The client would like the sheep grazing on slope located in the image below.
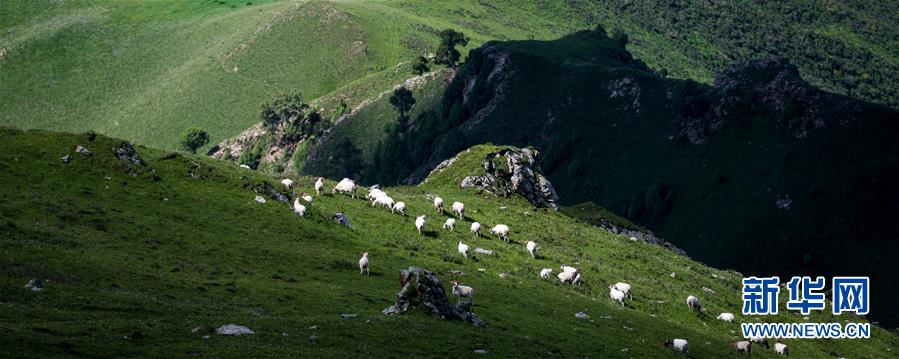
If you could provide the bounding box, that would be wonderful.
[686,295,702,313]
[470,222,481,237]
[367,187,385,201]
[526,241,538,259]
[443,218,456,231]
[372,195,395,209]
[451,201,465,218]
[540,268,553,279]
[609,286,626,306]
[611,282,632,299]
[733,340,751,354]
[292,198,306,216]
[392,201,406,216]
[358,252,369,275]
[457,241,469,258]
[281,178,294,190]
[415,215,427,235]
[331,178,357,198]
[433,196,444,213]
[749,336,769,349]
[490,224,510,242]
[717,312,735,322]
[557,270,578,285]
[451,281,474,304]
[560,264,578,274]
[301,192,313,204]
[314,177,325,195]
[774,341,788,356]
[664,339,688,353]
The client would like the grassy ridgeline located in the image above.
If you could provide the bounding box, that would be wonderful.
[0,128,895,357]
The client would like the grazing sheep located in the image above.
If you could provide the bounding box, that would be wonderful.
[433,197,444,213]
[314,177,325,195]
[557,270,578,285]
[470,222,481,237]
[372,195,395,209]
[526,241,538,259]
[664,339,688,354]
[367,187,385,201]
[392,201,406,216]
[774,341,788,356]
[749,336,769,349]
[540,268,553,279]
[609,286,626,306]
[331,178,357,198]
[733,340,751,354]
[612,282,632,299]
[490,224,510,242]
[686,295,702,313]
[358,252,369,275]
[415,215,427,235]
[457,241,469,258]
[301,192,313,204]
[560,264,578,274]
[451,281,474,303]
[281,179,294,189]
[717,312,735,322]
[451,201,465,218]
[292,198,306,216]
[444,218,456,231]
[572,272,582,286]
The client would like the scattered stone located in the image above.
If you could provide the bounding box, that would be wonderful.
[191,326,201,333]
[75,145,91,155]
[254,196,266,203]
[629,236,637,242]
[499,206,507,210]
[282,332,289,336]
[308,325,318,330]
[24,279,44,291]
[308,335,319,342]
[448,270,465,276]
[477,268,486,272]
[702,287,715,294]
[473,248,494,255]
[61,154,72,164]
[575,312,590,319]
[382,267,485,327]
[670,272,677,278]
[776,194,793,210]
[113,142,142,165]
[215,324,254,336]
[474,349,487,354]
[202,335,210,340]
[498,273,508,279]
[454,147,559,209]
[341,314,357,319]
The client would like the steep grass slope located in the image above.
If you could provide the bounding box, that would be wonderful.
[1,129,896,357]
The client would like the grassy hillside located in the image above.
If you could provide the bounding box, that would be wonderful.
[1,129,896,357]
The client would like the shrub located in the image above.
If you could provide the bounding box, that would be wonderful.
[179,127,210,154]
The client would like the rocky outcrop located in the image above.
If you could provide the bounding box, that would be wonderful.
[454,147,558,210]
[382,267,484,327]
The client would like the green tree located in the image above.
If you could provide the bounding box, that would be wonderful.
[179,127,209,154]
[260,92,308,129]
[389,86,416,122]
[434,29,469,67]
[412,55,430,75]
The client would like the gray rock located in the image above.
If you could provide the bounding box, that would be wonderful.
[215,324,254,336]
[113,142,142,165]
[340,314,357,319]
[254,196,266,203]
[61,154,72,164]
[455,147,559,210]
[382,267,485,327]
[75,145,91,155]
[474,349,488,354]
[473,248,494,255]
[575,312,590,319]
[24,279,44,291]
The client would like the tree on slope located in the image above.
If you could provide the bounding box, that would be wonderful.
[389,86,416,124]
[179,127,209,154]
[434,29,469,67]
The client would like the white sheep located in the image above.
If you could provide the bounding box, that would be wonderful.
[415,215,427,235]
[572,272,582,286]
[557,270,577,285]
[314,177,325,195]
[526,240,538,259]
[560,264,578,274]
[331,178,357,198]
[470,222,481,237]
[292,198,306,216]
[457,241,469,258]
[281,178,294,189]
[490,224,510,242]
[664,338,688,353]
[733,340,751,354]
[358,252,369,275]
[686,295,702,313]
[540,268,553,279]
[372,195,395,209]
[749,336,769,349]
[717,312,735,322]
[451,201,464,218]
[443,218,456,231]
[433,196,444,213]
[774,341,788,356]
[451,281,474,303]
[301,192,313,204]
[609,286,626,306]
[612,282,632,298]
[392,201,406,216]
[367,187,385,201]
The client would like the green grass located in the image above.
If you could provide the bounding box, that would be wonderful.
[1,128,896,357]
